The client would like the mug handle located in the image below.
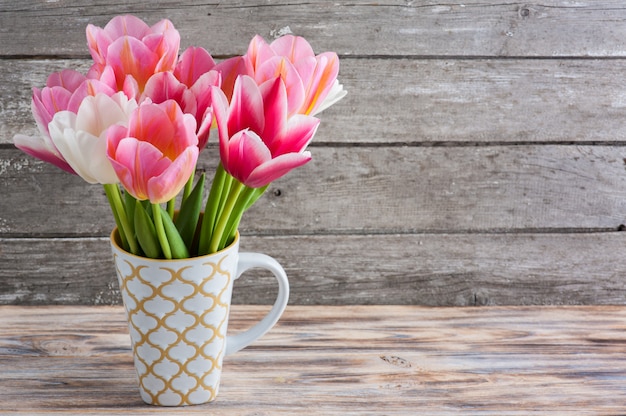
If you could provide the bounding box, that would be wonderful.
[225,252,290,355]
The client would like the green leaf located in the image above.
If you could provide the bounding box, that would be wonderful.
[103,183,139,255]
[160,206,190,259]
[210,179,244,253]
[175,173,205,250]
[199,163,227,255]
[124,190,136,238]
[152,204,172,260]
[134,200,161,259]
[219,185,257,249]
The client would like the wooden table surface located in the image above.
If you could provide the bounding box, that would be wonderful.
[1,305,626,415]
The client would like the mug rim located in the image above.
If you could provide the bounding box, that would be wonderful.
[110,227,240,261]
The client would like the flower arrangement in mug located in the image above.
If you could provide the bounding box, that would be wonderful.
[13,15,345,259]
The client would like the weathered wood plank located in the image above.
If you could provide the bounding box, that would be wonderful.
[3,1,626,57]
[5,58,626,145]
[2,145,626,237]
[1,305,626,414]
[2,232,626,306]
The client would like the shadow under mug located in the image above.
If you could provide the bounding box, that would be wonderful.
[110,230,289,406]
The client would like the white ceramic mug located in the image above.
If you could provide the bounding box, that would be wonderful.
[110,230,289,406]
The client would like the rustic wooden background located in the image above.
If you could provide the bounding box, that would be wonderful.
[2,1,626,306]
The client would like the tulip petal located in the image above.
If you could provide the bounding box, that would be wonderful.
[213,55,247,100]
[300,52,340,115]
[190,70,220,118]
[292,55,317,95]
[310,79,347,115]
[147,146,198,203]
[37,86,73,114]
[108,36,159,90]
[48,93,131,185]
[53,127,116,184]
[246,35,276,73]
[127,103,175,157]
[196,106,213,150]
[258,77,287,149]
[270,35,315,64]
[227,130,271,184]
[32,86,72,135]
[110,138,169,200]
[246,151,311,188]
[191,70,221,149]
[86,24,111,67]
[142,72,195,115]
[47,69,86,91]
[97,66,118,90]
[163,102,198,153]
[103,15,151,39]
[67,79,117,113]
[273,114,319,155]
[122,75,140,100]
[175,46,216,87]
[210,86,232,165]
[74,94,128,137]
[78,130,119,184]
[107,101,199,203]
[146,19,180,72]
[228,75,264,136]
[144,33,179,73]
[13,134,75,174]
[256,56,305,116]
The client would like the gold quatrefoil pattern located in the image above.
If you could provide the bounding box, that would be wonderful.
[113,246,238,406]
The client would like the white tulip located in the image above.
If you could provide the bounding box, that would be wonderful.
[48,92,138,184]
[311,79,347,116]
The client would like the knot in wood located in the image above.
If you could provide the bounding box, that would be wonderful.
[519,6,531,18]
[380,355,412,368]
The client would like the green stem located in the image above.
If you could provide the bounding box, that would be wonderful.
[104,184,138,254]
[104,186,127,250]
[198,163,227,255]
[246,185,269,210]
[152,204,172,260]
[182,170,195,204]
[219,185,258,249]
[166,198,176,219]
[217,174,233,222]
[209,180,244,253]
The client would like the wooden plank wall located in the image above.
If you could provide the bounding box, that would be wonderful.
[2,1,626,306]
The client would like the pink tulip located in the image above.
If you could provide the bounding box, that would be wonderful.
[31,69,84,137]
[270,35,345,115]
[31,69,115,136]
[211,55,247,102]
[106,100,198,204]
[14,69,115,174]
[13,134,75,174]
[174,46,216,87]
[211,75,319,188]
[142,47,220,149]
[86,15,180,98]
[214,35,345,116]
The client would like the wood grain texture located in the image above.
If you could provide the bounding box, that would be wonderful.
[5,58,626,144]
[3,1,626,57]
[3,1,626,306]
[1,305,626,414]
[2,233,626,306]
[3,145,626,237]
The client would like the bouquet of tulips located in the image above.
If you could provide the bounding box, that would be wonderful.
[14,15,345,259]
